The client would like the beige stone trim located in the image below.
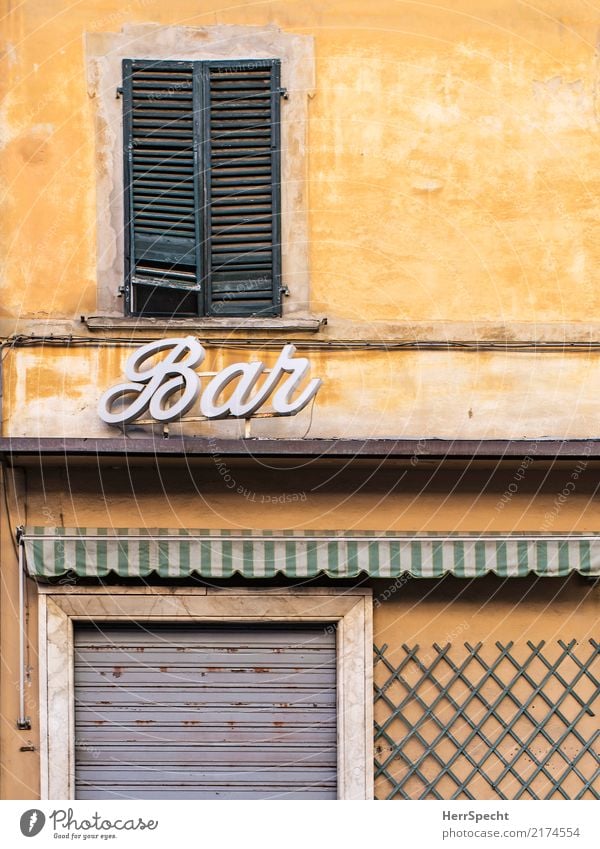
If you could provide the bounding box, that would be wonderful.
[38,584,373,800]
[85,24,314,319]
[83,315,326,332]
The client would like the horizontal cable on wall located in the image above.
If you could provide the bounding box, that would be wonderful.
[4,335,600,353]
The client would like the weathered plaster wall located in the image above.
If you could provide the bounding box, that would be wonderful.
[0,459,598,798]
[15,459,600,536]
[3,344,600,439]
[0,466,40,800]
[2,2,600,438]
[2,2,599,802]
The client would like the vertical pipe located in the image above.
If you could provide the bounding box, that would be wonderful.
[17,533,30,730]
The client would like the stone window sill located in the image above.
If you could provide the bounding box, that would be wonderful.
[84,315,327,333]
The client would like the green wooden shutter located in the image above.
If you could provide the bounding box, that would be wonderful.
[123,60,201,316]
[204,60,282,317]
[123,59,282,318]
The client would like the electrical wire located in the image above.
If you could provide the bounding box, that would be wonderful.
[2,333,600,353]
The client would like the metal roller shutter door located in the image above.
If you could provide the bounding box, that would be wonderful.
[74,623,337,799]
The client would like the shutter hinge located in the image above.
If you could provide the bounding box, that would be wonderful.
[117,285,125,298]
[280,285,290,297]
[116,86,123,99]
[278,87,288,100]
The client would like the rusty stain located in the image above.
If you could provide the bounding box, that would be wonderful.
[92,720,107,726]
[159,666,168,672]
[134,720,154,725]
[182,720,200,726]
[112,666,123,678]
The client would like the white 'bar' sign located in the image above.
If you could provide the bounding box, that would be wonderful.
[98,337,322,426]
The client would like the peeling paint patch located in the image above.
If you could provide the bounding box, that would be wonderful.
[411,177,444,193]
[531,76,592,131]
[414,101,461,126]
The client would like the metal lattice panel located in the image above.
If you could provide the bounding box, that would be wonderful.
[374,639,600,800]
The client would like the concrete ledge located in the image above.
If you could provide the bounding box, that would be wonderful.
[84,315,327,333]
[1,437,599,460]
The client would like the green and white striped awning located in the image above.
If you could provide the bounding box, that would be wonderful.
[20,527,600,579]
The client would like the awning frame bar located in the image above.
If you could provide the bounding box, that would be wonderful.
[17,532,600,544]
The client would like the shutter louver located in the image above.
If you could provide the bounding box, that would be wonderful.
[205,61,281,317]
[124,61,201,315]
[123,59,281,318]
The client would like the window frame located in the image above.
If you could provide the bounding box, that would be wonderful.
[86,25,316,328]
[38,584,374,800]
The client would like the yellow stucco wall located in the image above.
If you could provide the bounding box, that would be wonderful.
[1,1,600,801]
[10,459,600,533]
[1,1,600,324]
[1,459,599,798]
[4,343,600,439]
[2,2,600,438]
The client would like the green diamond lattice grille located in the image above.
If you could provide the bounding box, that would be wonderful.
[374,639,600,800]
